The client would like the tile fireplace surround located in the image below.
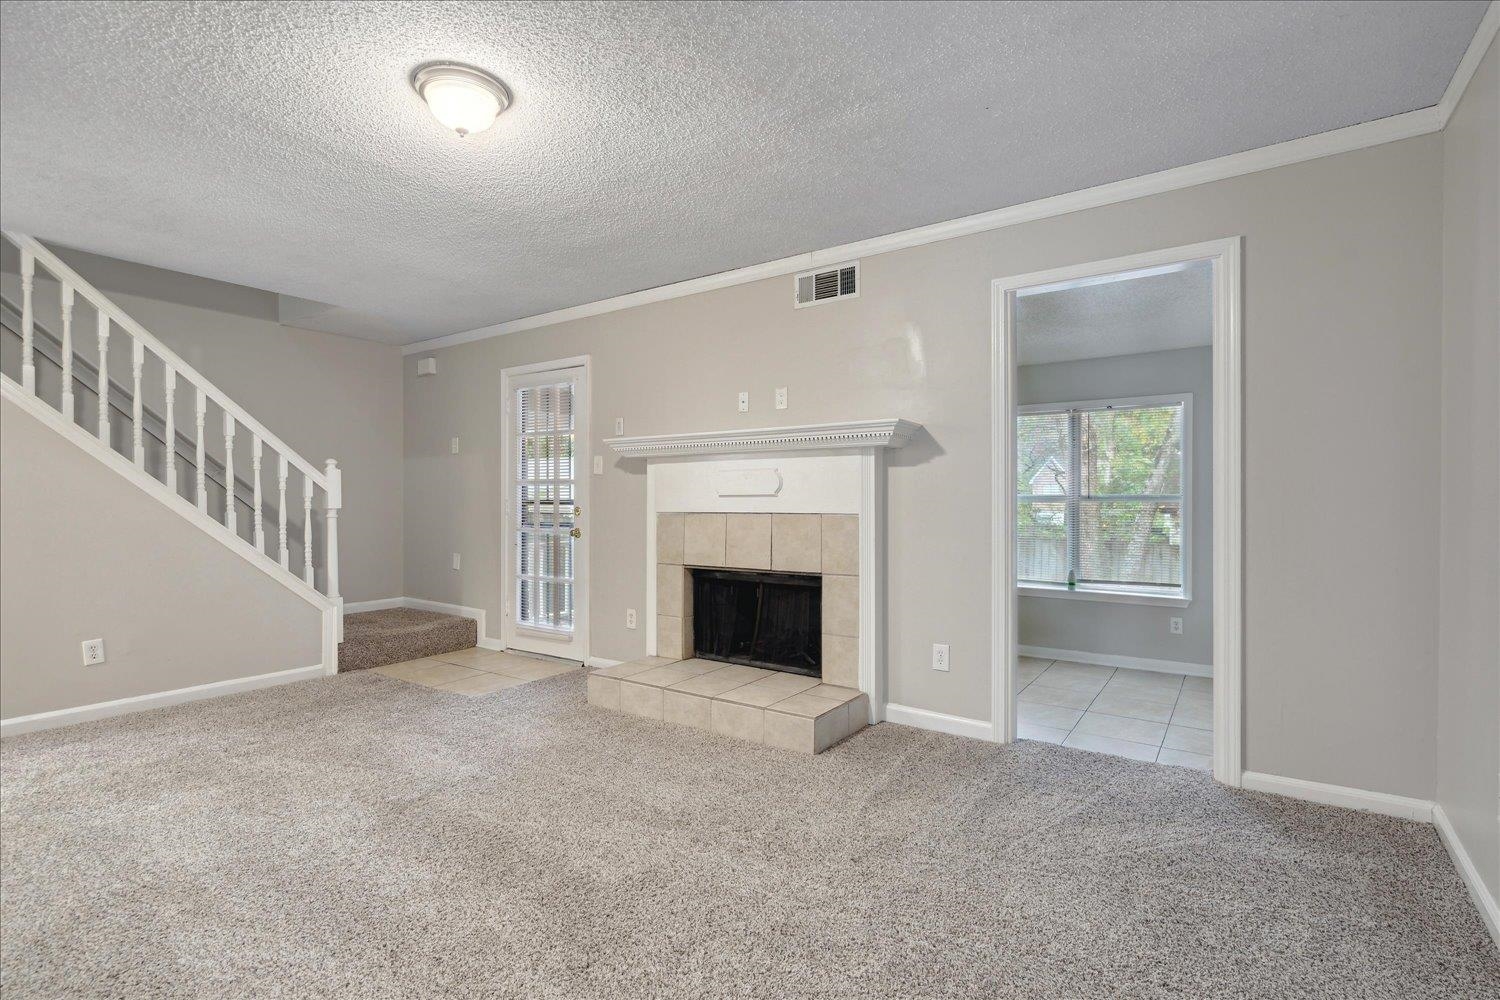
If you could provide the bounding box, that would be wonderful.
[599,419,920,753]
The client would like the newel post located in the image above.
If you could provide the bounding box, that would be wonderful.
[19,248,35,394]
[324,458,343,638]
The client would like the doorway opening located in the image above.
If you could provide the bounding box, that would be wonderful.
[991,240,1242,784]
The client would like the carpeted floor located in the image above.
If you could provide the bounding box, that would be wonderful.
[338,607,478,671]
[2,672,1496,999]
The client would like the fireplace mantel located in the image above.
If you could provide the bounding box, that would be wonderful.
[606,418,920,458]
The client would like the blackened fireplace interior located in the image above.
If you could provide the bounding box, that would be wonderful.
[691,569,821,676]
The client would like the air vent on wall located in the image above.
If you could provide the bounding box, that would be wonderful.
[794,261,859,308]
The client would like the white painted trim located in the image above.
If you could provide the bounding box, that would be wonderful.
[884,703,993,742]
[403,107,1442,357]
[1437,2,1500,127]
[0,663,326,738]
[1241,771,1434,823]
[860,448,887,723]
[991,238,1243,788]
[342,597,407,613]
[1018,584,1190,608]
[1433,803,1500,947]
[1018,645,1212,679]
[606,418,920,458]
[1,375,334,613]
[498,357,592,664]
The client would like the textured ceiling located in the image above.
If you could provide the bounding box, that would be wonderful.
[1016,260,1212,366]
[0,1,1487,344]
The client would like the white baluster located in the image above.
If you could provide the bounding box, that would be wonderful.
[277,455,290,569]
[59,284,75,419]
[19,248,35,394]
[223,411,237,534]
[163,369,178,494]
[324,459,341,602]
[195,388,208,513]
[302,477,315,586]
[252,436,265,552]
[131,340,145,468]
[96,313,110,441]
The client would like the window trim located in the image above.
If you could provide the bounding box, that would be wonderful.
[1016,392,1192,604]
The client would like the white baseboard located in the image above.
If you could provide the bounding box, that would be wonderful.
[1241,770,1434,822]
[342,597,407,613]
[0,663,325,738]
[884,702,994,741]
[1019,645,1212,678]
[1433,803,1500,948]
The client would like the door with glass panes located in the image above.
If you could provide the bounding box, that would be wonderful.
[502,364,589,661]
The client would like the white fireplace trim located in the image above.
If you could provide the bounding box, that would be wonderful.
[608,418,918,457]
[641,436,914,724]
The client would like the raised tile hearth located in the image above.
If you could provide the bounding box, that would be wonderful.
[587,656,869,754]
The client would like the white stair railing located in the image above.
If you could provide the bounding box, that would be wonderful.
[2,231,342,618]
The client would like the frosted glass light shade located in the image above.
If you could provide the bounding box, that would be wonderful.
[412,63,511,137]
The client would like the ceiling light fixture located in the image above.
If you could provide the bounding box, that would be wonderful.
[411,62,510,137]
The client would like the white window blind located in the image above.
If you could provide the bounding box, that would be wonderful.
[515,380,576,632]
[1017,396,1187,595]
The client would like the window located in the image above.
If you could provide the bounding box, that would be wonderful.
[513,379,577,633]
[1016,394,1189,602]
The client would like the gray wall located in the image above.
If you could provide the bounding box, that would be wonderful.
[404,133,1444,800]
[1016,347,1211,667]
[2,248,406,603]
[1437,37,1498,907]
[1,398,324,718]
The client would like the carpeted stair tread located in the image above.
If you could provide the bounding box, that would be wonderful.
[338,608,477,672]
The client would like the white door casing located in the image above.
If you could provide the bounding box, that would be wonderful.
[501,357,591,662]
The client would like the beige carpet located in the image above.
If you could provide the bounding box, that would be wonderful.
[2,671,1496,999]
[337,607,477,671]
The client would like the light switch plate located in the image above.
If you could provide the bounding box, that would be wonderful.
[614,417,624,435]
[775,386,788,409]
[737,391,749,412]
[452,553,462,571]
[450,436,459,455]
[592,455,604,475]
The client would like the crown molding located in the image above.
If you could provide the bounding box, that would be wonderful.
[1438,1,1499,127]
[605,418,920,457]
[404,8,1496,358]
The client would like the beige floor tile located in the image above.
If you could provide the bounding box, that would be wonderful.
[669,664,770,696]
[1017,721,1070,744]
[1170,697,1213,730]
[619,681,664,719]
[717,673,821,707]
[1181,675,1214,695]
[663,691,713,731]
[632,661,723,688]
[1016,658,1051,686]
[593,657,679,679]
[844,694,870,735]
[711,700,764,743]
[489,658,577,681]
[764,691,844,719]
[1062,731,1159,762]
[1163,724,1213,754]
[1019,683,1097,710]
[1017,701,1084,730]
[375,659,483,687]
[763,710,816,753]
[587,674,620,709]
[437,672,530,696]
[1074,711,1167,746]
[1033,664,1112,695]
[1101,669,1185,704]
[1087,690,1175,724]
[1157,747,1212,771]
[431,647,511,668]
[802,683,860,704]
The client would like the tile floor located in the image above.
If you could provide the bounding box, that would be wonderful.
[1016,656,1213,770]
[371,647,578,696]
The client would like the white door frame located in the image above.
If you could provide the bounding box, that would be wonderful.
[989,238,1243,786]
[500,355,592,664]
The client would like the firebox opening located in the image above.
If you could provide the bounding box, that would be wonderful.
[691,568,821,676]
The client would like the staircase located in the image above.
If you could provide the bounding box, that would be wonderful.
[0,231,344,668]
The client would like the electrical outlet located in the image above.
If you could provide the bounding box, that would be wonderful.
[737,391,749,413]
[452,553,461,571]
[1169,616,1184,636]
[81,638,106,666]
[592,455,604,475]
[775,386,788,410]
[614,417,624,435]
[932,642,950,672]
[625,609,637,630]
[450,436,460,455]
